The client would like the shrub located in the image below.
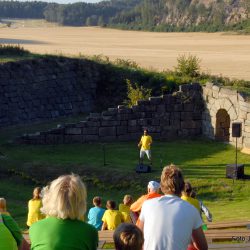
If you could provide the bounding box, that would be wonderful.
[175,54,201,77]
[125,79,151,107]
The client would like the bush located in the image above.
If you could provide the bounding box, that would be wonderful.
[175,54,201,77]
[125,79,151,107]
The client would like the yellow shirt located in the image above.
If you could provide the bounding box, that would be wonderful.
[102,210,123,230]
[140,135,152,150]
[119,204,131,223]
[27,199,44,226]
[181,195,200,212]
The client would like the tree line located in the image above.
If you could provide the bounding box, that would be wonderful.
[0,0,249,32]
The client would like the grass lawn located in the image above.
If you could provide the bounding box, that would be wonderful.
[1,122,250,229]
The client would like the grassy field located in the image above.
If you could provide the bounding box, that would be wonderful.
[0,19,250,80]
[0,120,250,229]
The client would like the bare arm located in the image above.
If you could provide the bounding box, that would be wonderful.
[101,221,107,231]
[138,220,144,232]
[192,227,208,250]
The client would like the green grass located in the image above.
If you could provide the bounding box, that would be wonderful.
[1,121,250,229]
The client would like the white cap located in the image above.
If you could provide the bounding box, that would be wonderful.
[148,181,160,191]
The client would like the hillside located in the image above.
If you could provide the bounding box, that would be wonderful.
[110,0,250,31]
[0,0,249,32]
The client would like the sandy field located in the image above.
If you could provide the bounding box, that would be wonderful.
[0,24,250,80]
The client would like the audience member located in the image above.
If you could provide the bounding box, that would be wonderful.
[29,174,98,250]
[113,223,144,250]
[119,195,133,223]
[139,164,208,250]
[88,196,105,230]
[0,197,10,215]
[130,180,161,225]
[0,197,29,250]
[181,182,200,212]
[27,187,45,227]
[102,200,124,230]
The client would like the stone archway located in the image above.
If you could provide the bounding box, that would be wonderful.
[215,109,230,142]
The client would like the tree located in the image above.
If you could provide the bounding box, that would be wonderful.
[175,54,201,77]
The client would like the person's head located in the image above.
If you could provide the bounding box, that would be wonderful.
[183,182,193,197]
[0,198,7,212]
[33,187,42,200]
[143,129,148,136]
[41,174,87,220]
[147,181,160,194]
[106,200,116,210]
[160,164,185,196]
[123,195,133,206]
[113,223,144,250]
[93,196,102,207]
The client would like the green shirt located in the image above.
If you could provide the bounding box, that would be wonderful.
[2,213,23,247]
[30,216,98,250]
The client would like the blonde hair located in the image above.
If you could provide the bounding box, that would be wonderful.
[123,195,133,206]
[0,198,7,212]
[41,174,87,220]
[32,187,42,200]
[160,164,184,196]
[113,223,144,250]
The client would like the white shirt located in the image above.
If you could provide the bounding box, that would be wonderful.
[140,195,202,250]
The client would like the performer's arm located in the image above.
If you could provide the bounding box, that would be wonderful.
[138,137,142,147]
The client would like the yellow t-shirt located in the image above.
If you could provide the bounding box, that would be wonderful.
[102,210,123,230]
[181,195,200,212]
[118,204,131,223]
[27,199,44,226]
[140,135,152,150]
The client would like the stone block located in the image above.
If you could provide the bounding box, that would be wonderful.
[181,112,192,121]
[157,105,165,113]
[160,118,170,126]
[85,135,99,142]
[99,136,117,142]
[173,104,183,112]
[170,120,181,129]
[99,127,116,137]
[181,121,201,129]
[117,126,127,135]
[101,120,120,126]
[152,119,160,126]
[244,126,250,133]
[145,105,156,112]
[149,96,162,105]
[162,95,175,105]
[82,127,98,135]
[65,128,82,135]
[128,126,140,133]
[128,120,137,126]
[121,121,128,126]
[102,115,114,121]
[118,108,132,114]
[64,135,85,143]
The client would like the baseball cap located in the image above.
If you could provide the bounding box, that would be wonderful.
[148,181,160,191]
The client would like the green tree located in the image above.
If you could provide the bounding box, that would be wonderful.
[175,54,201,77]
[125,79,151,107]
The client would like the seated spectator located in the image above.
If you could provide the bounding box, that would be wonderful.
[181,182,200,212]
[119,195,133,223]
[113,223,144,250]
[0,198,29,250]
[27,187,45,227]
[88,196,105,230]
[130,180,161,225]
[139,164,208,250]
[183,182,213,223]
[0,197,10,215]
[29,174,98,250]
[102,200,124,230]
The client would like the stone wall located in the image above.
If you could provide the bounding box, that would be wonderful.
[0,58,98,127]
[202,82,250,153]
[16,84,204,144]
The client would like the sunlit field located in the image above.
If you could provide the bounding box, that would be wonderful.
[0,19,250,80]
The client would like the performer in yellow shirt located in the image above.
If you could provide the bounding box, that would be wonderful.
[138,129,152,165]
